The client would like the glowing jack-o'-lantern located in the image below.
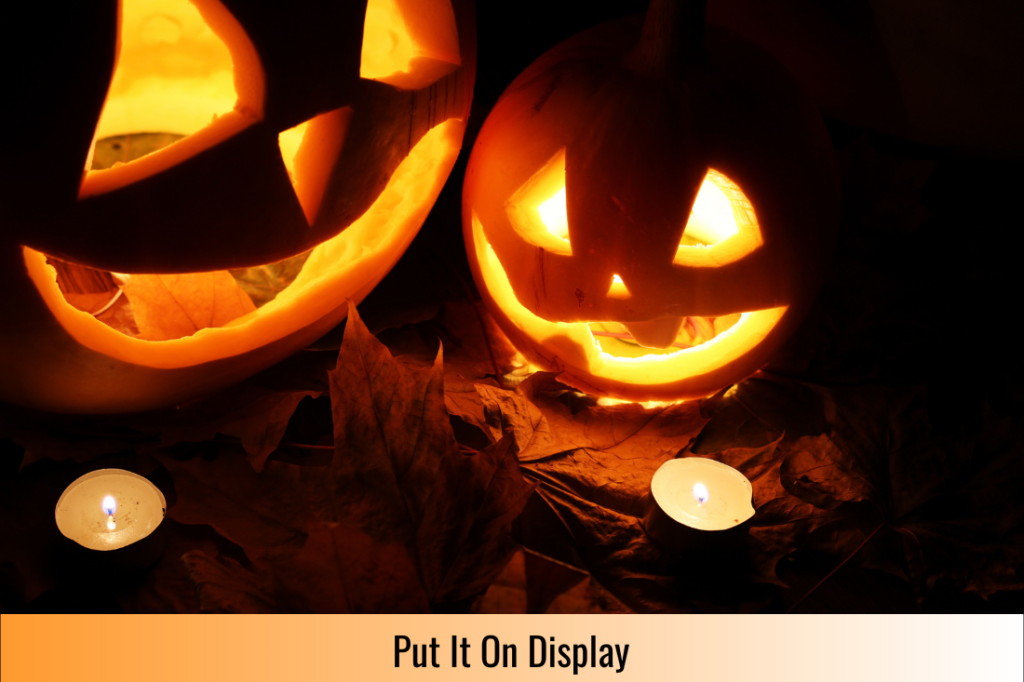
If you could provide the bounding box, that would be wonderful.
[0,0,474,413]
[463,0,837,402]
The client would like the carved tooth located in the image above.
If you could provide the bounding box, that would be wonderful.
[622,316,686,349]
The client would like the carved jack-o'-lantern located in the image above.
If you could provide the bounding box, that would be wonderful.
[0,0,474,413]
[463,0,837,402]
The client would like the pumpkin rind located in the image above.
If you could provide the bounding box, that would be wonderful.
[0,0,475,413]
[463,13,837,402]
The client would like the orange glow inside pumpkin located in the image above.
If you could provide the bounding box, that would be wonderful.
[508,149,763,265]
[361,0,418,83]
[474,164,788,386]
[81,0,264,199]
[29,0,464,363]
[91,0,243,142]
[28,120,462,367]
[278,107,355,226]
[360,0,461,90]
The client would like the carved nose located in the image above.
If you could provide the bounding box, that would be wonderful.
[606,273,631,300]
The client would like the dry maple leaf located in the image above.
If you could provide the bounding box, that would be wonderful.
[781,383,1024,599]
[121,270,256,341]
[115,520,225,614]
[183,523,431,613]
[477,371,854,608]
[526,481,780,613]
[454,372,798,612]
[160,302,533,611]
[464,372,708,465]
[472,548,630,614]
[229,250,312,308]
[157,387,321,472]
[693,376,830,453]
[328,301,534,605]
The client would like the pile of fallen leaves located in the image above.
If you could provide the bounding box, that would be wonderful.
[2,125,1023,614]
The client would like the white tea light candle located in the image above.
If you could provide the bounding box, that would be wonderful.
[55,469,166,551]
[643,457,755,552]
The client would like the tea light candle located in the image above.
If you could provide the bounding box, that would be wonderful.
[643,457,755,553]
[55,469,166,551]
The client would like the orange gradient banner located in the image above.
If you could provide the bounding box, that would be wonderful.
[2,614,1021,681]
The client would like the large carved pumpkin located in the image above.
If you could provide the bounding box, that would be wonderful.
[0,0,474,413]
[463,0,837,402]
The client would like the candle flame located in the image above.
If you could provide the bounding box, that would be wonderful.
[101,495,117,516]
[692,482,709,506]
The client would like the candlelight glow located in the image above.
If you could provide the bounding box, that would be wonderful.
[90,0,240,143]
[692,482,709,506]
[681,170,741,245]
[538,187,569,240]
[102,495,118,530]
[510,158,764,266]
[56,470,168,551]
[360,0,461,90]
[607,273,632,300]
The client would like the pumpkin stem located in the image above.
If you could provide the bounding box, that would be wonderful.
[628,0,707,75]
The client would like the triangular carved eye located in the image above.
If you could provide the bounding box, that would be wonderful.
[505,148,574,255]
[360,0,461,90]
[80,0,263,198]
[278,107,354,227]
[94,0,236,142]
[673,169,763,267]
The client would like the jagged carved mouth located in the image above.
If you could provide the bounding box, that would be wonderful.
[588,314,742,358]
[470,212,788,387]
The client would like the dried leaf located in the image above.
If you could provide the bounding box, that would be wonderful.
[184,523,430,613]
[63,290,118,314]
[94,292,141,337]
[159,445,312,557]
[159,388,321,472]
[472,548,625,614]
[159,302,533,610]
[523,550,589,614]
[470,372,708,466]
[229,250,312,308]
[748,459,843,587]
[780,384,1024,598]
[417,437,535,603]
[693,376,829,454]
[121,271,256,341]
[528,485,688,613]
[115,520,224,614]
[329,301,534,605]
